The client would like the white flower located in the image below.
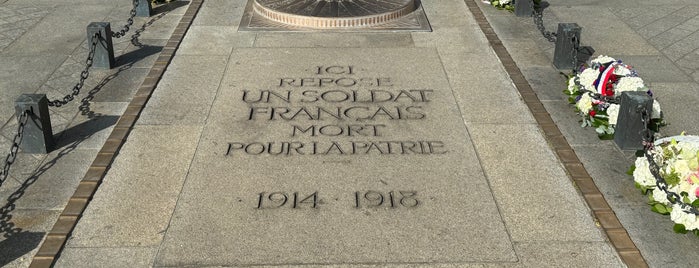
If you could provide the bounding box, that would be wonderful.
[672,159,692,179]
[591,55,616,65]
[652,100,662,119]
[670,204,699,230]
[614,77,645,96]
[613,65,632,76]
[607,104,620,125]
[578,68,600,90]
[634,157,656,187]
[499,0,511,4]
[567,77,577,94]
[576,94,594,114]
[653,188,671,205]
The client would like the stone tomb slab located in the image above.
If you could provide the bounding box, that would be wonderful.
[155,48,515,266]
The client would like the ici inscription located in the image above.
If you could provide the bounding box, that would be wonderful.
[226,65,447,156]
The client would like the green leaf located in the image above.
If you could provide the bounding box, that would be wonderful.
[666,172,681,186]
[598,133,615,140]
[627,165,636,176]
[692,199,699,208]
[652,203,669,215]
[674,224,689,234]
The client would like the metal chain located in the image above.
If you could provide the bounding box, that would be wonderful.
[47,32,100,107]
[111,0,140,38]
[640,111,699,215]
[0,110,29,191]
[531,0,557,43]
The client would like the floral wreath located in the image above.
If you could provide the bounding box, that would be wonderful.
[632,135,699,235]
[484,0,542,12]
[564,55,662,139]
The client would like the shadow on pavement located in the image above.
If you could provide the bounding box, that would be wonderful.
[153,1,190,15]
[0,231,45,266]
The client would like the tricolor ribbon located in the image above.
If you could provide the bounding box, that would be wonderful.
[594,62,618,97]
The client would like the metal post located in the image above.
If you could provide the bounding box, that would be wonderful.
[614,92,653,150]
[136,0,152,17]
[553,23,581,70]
[15,94,54,154]
[515,0,533,17]
[87,22,115,69]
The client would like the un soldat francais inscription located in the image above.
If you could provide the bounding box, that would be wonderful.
[226,65,447,156]
[155,49,515,266]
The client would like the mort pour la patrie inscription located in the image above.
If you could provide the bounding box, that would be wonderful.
[225,65,447,156]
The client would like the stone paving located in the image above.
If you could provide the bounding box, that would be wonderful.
[0,0,187,267]
[0,0,698,267]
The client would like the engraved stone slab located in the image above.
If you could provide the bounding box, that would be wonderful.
[154,48,515,266]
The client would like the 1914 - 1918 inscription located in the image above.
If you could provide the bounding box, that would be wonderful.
[225,65,447,156]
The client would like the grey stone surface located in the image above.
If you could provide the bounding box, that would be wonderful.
[520,66,569,101]
[54,102,126,149]
[2,4,114,55]
[55,247,158,268]
[439,48,535,124]
[571,144,643,207]
[178,26,256,55]
[154,48,516,266]
[646,82,699,136]
[0,210,58,267]
[137,55,229,125]
[513,241,623,267]
[550,6,661,56]
[469,123,605,242]
[620,55,692,82]
[5,148,95,210]
[88,67,150,102]
[66,125,201,247]
[192,0,247,27]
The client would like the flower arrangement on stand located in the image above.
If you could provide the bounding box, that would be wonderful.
[482,0,541,12]
[564,55,662,139]
[631,135,699,235]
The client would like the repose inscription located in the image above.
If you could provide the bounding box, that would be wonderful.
[226,65,447,156]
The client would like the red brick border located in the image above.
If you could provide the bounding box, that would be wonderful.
[28,1,204,267]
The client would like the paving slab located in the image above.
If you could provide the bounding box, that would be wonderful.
[65,125,202,247]
[54,247,158,268]
[154,48,517,266]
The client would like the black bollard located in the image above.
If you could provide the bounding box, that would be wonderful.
[87,22,115,69]
[553,23,581,70]
[15,94,54,154]
[614,92,654,150]
[515,0,533,17]
[136,0,153,17]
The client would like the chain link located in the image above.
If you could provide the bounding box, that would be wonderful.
[47,32,100,107]
[0,110,29,191]
[111,0,140,39]
[531,0,557,43]
[640,110,699,215]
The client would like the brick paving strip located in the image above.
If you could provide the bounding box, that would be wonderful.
[27,1,204,267]
[463,1,648,267]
